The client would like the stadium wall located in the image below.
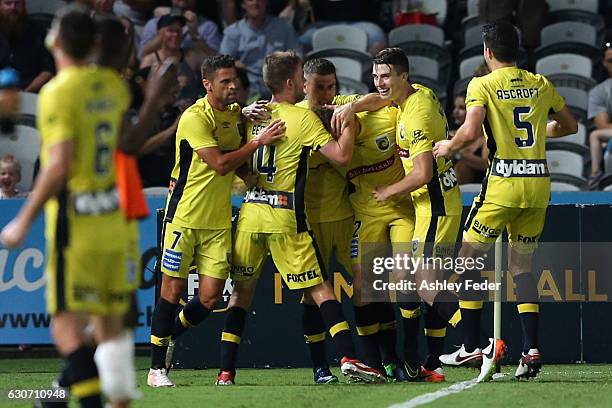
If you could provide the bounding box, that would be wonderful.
[1,194,611,365]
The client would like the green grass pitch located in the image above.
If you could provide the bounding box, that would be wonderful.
[1,358,611,407]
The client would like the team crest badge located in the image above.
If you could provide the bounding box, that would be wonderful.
[399,123,406,140]
[375,134,390,151]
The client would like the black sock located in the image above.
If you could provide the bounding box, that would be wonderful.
[150,298,179,369]
[172,296,212,339]
[459,270,484,352]
[354,303,382,368]
[375,303,399,366]
[220,307,247,372]
[302,303,328,369]
[432,290,461,325]
[67,346,102,408]
[319,299,355,359]
[515,273,539,352]
[398,302,421,365]
[424,304,446,371]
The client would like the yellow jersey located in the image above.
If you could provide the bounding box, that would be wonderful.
[238,101,334,233]
[348,106,414,218]
[297,94,358,223]
[466,66,565,208]
[37,65,131,250]
[165,96,242,229]
[397,84,462,216]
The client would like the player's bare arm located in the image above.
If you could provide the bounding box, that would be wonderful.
[328,93,389,135]
[198,119,285,176]
[373,151,433,202]
[318,115,357,166]
[546,106,578,138]
[0,141,73,248]
[433,106,485,159]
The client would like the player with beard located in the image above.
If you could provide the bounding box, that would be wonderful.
[0,0,54,91]
[148,54,285,387]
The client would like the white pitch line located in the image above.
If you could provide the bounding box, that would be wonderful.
[388,377,480,408]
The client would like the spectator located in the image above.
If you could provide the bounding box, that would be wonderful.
[298,0,386,56]
[0,0,54,92]
[139,0,221,58]
[113,0,157,26]
[126,65,182,188]
[587,43,612,188]
[235,66,251,106]
[220,0,303,99]
[449,94,488,185]
[140,14,201,103]
[478,0,547,50]
[474,60,491,77]
[0,154,21,198]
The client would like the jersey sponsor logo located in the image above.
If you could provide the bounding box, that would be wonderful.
[491,159,549,178]
[396,146,410,158]
[495,88,539,100]
[162,249,182,272]
[471,220,501,239]
[346,155,395,180]
[439,167,458,192]
[230,264,256,277]
[517,234,538,243]
[72,187,119,215]
[285,270,320,283]
[243,187,294,209]
[411,129,427,145]
[375,134,391,151]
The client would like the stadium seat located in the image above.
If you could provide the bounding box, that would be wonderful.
[459,55,485,79]
[550,173,587,190]
[463,24,485,50]
[536,54,596,92]
[143,187,169,196]
[388,24,445,47]
[547,122,586,146]
[392,42,451,85]
[459,183,482,193]
[18,92,38,117]
[556,87,588,122]
[535,22,600,60]
[337,77,369,95]
[326,57,362,82]
[419,0,447,27]
[550,181,581,191]
[0,125,41,192]
[408,56,439,80]
[546,149,585,178]
[535,54,591,78]
[26,0,67,15]
[547,0,603,32]
[600,174,612,191]
[548,0,598,12]
[312,25,368,52]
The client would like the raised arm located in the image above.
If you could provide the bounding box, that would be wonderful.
[547,106,578,138]
[433,106,485,159]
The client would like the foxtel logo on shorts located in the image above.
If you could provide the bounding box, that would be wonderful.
[286,270,320,283]
[491,158,549,178]
[243,187,294,209]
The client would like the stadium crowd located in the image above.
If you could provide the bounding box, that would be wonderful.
[1,0,611,192]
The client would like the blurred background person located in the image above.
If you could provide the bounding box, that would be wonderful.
[0,0,54,92]
[449,94,488,185]
[0,154,21,198]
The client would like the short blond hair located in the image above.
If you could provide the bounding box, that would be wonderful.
[263,50,302,94]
